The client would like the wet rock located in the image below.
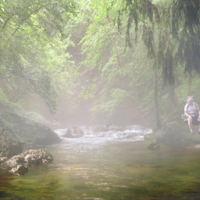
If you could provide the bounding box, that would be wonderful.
[63,127,84,138]
[0,149,53,175]
[0,112,61,154]
[0,123,23,157]
[0,157,7,164]
[10,164,28,174]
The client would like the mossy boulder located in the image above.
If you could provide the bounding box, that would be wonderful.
[0,122,23,157]
[0,112,61,156]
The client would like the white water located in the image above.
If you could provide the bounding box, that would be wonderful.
[54,125,152,153]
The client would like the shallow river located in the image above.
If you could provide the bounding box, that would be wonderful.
[1,126,200,200]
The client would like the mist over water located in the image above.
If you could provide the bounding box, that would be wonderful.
[55,126,152,152]
[1,125,200,199]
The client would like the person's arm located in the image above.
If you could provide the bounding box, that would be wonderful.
[184,111,192,119]
[184,104,191,119]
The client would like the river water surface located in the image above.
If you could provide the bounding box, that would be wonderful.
[1,126,200,200]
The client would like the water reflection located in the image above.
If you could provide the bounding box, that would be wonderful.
[1,126,200,199]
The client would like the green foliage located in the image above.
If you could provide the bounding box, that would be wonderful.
[78,0,200,125]
[80,0,159,122]
[1,0,200,127]
[0,0,78,113]
[0,3,4,21]
[172,1,200,74]
[21,111,48,125]
[117,0,160,47]
[0,116,13,129]
[0,88,8,103]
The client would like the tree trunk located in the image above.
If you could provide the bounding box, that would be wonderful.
[168,83,177,106]
[188,75,192,94]
[153,70,161,129]
[151,29,161,129]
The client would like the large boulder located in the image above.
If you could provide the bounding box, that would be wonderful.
[0,123,23,157]
[0,112,61,155]
[63,127,84,138]
[0,149,53,175]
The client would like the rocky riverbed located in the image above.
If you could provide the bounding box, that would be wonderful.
[0,149,53,175]
[0,111,61,175]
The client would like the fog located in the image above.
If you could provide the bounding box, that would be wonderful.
[1,0,200,199]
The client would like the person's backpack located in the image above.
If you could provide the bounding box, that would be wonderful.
[184,96,193,103]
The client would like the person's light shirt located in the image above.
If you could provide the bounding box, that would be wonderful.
[184,103,199,116]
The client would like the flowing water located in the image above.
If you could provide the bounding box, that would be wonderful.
[1,126,200,200]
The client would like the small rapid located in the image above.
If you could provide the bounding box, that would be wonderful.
[54,125,152,153]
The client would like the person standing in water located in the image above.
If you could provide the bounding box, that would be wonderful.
[184,97,200,135]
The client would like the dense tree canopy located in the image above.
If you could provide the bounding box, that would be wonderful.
[0,0,77,113]
[1,0,200,127]
[78,0,200,126]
